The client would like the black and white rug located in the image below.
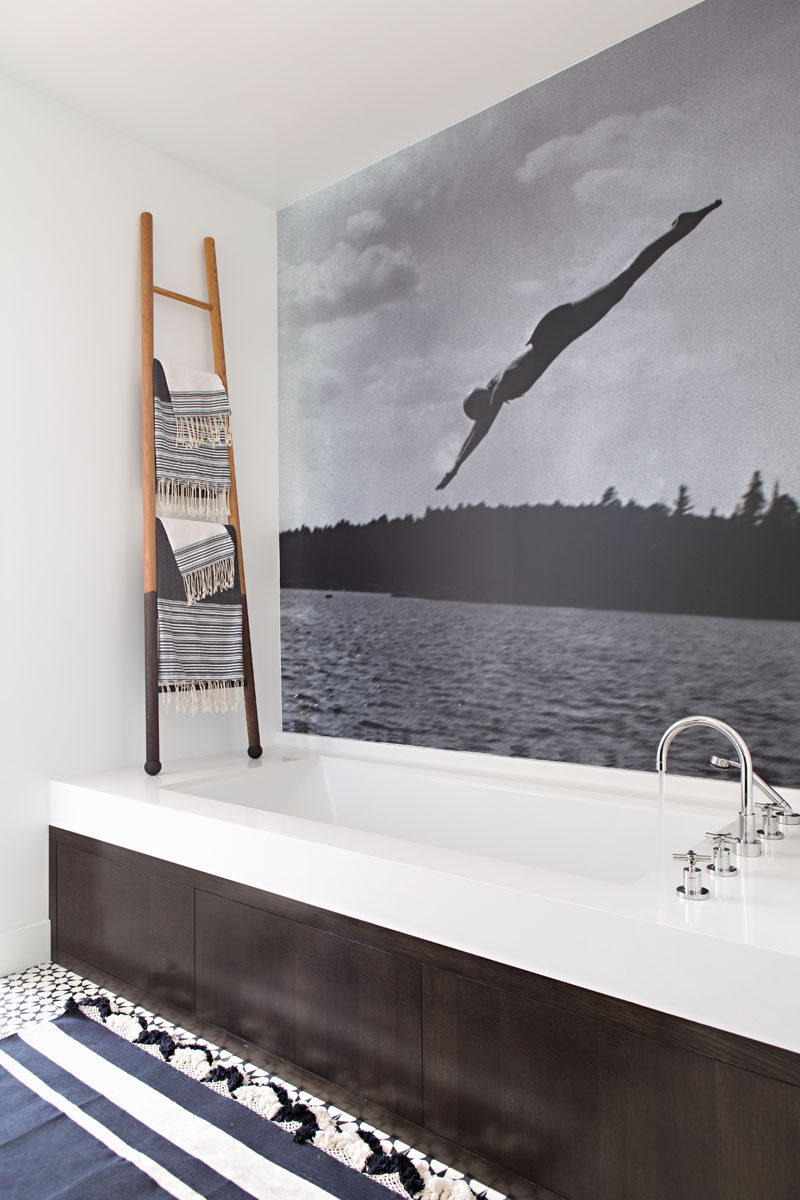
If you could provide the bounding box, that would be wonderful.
[0,964,506,1200]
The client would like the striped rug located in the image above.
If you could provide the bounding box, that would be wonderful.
[0,1010,395,1199]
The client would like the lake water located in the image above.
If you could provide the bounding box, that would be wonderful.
[280,589,800,787]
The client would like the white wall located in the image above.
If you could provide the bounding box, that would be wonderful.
[0,73,279,973]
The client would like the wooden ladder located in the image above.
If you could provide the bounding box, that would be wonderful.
[140,212,261,774]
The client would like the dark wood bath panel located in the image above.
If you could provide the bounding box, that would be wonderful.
[50,827,800,1200]
[53,840,194,1012]
[194,888,423,1124]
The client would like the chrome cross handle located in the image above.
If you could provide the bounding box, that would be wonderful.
[673,850,712,866]
[704,832,738,875]
[673,849,712,900]
[758,802,785,841]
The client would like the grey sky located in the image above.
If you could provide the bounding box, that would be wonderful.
[278,0,800,530]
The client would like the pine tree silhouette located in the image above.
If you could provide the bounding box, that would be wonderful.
[280,471,800,621]
[737,470,767,524]
[672,484,693,517]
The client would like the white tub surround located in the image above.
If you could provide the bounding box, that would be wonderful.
[50,743,800,1055]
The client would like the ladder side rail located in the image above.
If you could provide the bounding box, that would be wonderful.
[140,212,161,775]
[203,236,262,759]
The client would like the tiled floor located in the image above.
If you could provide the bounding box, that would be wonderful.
[0,962,508,1200]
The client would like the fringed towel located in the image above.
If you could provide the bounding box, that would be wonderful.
[160,517,235,605]
[156,519,243,714]
[158,601,243,714]
[154,359,231,522]
[163,360,232,448]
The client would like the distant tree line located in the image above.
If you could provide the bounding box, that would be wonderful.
[279,471,800,621]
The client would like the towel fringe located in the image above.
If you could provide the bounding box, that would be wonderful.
[156,478,230,523]
[160,680,244,716]
[181,556,236,605]
[175,413,232,449]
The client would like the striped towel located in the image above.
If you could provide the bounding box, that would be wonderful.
[160,517,235,605]
[156,520,243,714]
[163,360,232,448]
[154,359,231,522]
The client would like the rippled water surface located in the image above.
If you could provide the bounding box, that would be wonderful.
[280,590,800,786]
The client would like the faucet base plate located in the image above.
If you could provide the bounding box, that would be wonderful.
[676,884,710,901]
[735,841,762,857]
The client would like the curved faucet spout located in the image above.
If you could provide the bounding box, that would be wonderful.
[656,715,760,856]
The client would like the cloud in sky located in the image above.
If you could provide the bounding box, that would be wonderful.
[280,208,422,325]
[515,107,691,188]
[280,238,421,325]
[345,208,386,241]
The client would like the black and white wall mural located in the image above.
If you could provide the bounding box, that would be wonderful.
[277,0,800,783]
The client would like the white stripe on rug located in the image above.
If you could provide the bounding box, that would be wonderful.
[20,1023,337,1200]
[0,1043,205,1200]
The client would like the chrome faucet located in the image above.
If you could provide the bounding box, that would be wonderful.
[656,715,761,857]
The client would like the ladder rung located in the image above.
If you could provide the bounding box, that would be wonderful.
[153,285,212,311]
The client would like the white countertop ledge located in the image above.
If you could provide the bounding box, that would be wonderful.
[50,737,800,1057]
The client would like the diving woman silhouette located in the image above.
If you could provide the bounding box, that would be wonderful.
[435,200,722,491]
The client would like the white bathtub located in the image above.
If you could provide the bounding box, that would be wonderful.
[164,754,711,886]
[50,741,800,1055]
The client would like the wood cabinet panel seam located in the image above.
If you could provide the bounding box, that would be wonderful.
[192,882,424,967]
